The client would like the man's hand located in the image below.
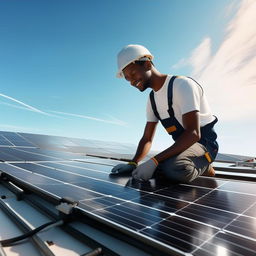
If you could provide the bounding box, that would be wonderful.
[132,157,158,181]
[110,162,137,175]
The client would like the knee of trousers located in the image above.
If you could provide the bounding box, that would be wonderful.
[159,158,199,183]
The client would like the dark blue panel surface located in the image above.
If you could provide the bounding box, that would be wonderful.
[0,135,13,146]
[79,196,124,212]
[18,132,76,148]
[40,161,133,186]
[95,209,145,231]
[244,203,256,218]
[38,183,102,201]
[155,184,210,202]
[0,151,22,161]
[39,162,111,179]
[184,176,226,189]
[193,232,256,256]
[0,163,62,186]
[76,158,122,166]
[94,201,169,231]
[219,180,256,195]
[141,215,218,252]
[75,181,141,200]
[11,162,86,183]
[196,190,256,213]
[17,148,82,160]
[11,162,142,199]
[0,132,35,147]
[177,204,238,228]
[131,193,189,213]
[225,215,256,240]
[0,148,60,161]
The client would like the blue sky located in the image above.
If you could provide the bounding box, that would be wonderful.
[0,0,255,157]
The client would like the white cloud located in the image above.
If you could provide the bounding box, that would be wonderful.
[174,0,256,121]
[171,58,188,69]
[189,37,211,76]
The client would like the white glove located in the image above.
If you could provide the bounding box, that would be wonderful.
[132,158,158,181]
[110,162,137,175]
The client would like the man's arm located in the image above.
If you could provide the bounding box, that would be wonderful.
[110,122,157,175]
[131,122,158,164]
[154,110,200,163]
[132,110,200,180]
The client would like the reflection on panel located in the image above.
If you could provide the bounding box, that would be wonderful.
[0,132,35,147]
[177,204,237,228]
[155,185,211,202]
[193,232,256,256]
[225,215,256,240]
[219,180,256,195]
[141,215,218,252]
[196,190,256,214]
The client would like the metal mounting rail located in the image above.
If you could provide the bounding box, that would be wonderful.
[0,198,55,256]
[25,194,120,256]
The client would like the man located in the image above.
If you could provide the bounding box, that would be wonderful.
[111,44,218,183]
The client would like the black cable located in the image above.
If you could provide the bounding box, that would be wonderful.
[0,219,63,247]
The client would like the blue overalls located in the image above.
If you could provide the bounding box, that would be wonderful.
[149,76,219,164]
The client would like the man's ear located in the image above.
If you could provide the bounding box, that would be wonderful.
[144,61,152,71]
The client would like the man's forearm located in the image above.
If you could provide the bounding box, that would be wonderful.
[132,138,152,164]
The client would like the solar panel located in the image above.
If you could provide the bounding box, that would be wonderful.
[0,135,13,146]
[0,131,255,256]
[0,131,36,147]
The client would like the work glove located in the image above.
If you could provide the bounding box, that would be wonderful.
[110,162,137,175]
[132,157,158,181]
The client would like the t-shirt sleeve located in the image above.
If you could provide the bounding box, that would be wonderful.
[146,96,159,122]
[173,77,202,115]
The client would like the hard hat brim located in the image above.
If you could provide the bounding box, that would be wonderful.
[116,55,153,79]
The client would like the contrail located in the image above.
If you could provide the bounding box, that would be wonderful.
[50,110,127,126]
[0,93,47,114]
[0,93,64,118]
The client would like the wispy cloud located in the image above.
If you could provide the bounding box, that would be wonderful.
[171,58,188,69]
[172,0,256,121]
[50,110,127,126]
[0,93,68,119]
[189,37,211,76]
[0,93,50,116]
[0,93,126,126]
[0,101,31,111]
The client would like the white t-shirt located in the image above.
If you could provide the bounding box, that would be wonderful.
[146,75,215,127]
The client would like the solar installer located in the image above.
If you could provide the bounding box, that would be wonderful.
[111,44,218,182]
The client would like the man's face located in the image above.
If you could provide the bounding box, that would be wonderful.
[122,62,151,92]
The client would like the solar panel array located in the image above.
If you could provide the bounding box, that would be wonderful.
[0,131,255,255]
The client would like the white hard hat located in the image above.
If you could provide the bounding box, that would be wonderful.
[116,44,154,78]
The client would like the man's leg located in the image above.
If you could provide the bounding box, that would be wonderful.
[157,142,210,183]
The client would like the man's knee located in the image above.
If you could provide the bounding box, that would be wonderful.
[160,161,199,183]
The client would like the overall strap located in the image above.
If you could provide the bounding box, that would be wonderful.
[149,75,178,120]
[149,91,160,120]
[167,76,178,116]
